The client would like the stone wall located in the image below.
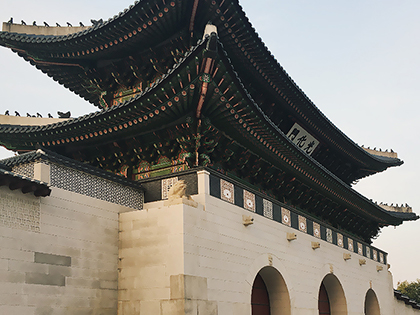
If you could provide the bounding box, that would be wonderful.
[0,161,139,314]
[118,199,217,314]
[183,175,395,314]
[119,170,417,315]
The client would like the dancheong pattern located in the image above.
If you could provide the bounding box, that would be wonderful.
[244,190,255,212]
[263,200,273,219]
[221,179,234,204]
[298,215,307,233]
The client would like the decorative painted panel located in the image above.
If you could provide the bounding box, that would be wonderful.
[281,208,291,226]
[348,239,354,252]
[373,250,377,261]
[366,247,371,259]
[326,228,333,243]
[298,215,307,233]
[380,253,384,263]
[243,190,256,212]
[263,199,273,219]
[358,243,363,255]
[337,233,343,248]
[220,179,234,204]
[313,222,321,239]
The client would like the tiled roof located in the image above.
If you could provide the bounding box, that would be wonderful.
[0,149,143,191]
[0,35,416,234]
[0,162,50,197]
[394,289,420,310]
[0,0,403,178]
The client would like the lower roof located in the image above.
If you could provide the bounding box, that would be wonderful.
[0,161,50,197]
[0,149,144,192]
[0,34,416,241]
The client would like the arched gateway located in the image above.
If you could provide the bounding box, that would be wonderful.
[364,289,380,315]
[252,273,270,315]
[319,282,330,315]
[251,266,291,315]
[318,274,348,315]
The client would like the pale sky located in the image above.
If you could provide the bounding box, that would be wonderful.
[0,0,419,286]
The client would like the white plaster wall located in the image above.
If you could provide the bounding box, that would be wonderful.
[115,171,420,315]
[116,171,420,315]
[179,173,399,315]
[0,185,131,315]
[129,192,399,314]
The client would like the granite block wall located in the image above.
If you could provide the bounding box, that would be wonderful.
[0,182,131,315]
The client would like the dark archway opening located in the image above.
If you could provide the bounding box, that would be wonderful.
[364,289,380,315]
[318,274,347,315]
[252,273,270,315]
[319,282,331,315]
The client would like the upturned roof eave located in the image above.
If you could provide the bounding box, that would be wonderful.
[210,39,416,227]
[0,0,404,173]
[0,0,140,45]
[0,34,414,227]
[218,1,403,171]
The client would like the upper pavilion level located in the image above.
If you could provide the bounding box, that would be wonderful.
[0,0,402,185]
[0,0,417,242]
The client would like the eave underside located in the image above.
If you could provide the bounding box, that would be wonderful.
[0,0,402,183]
[0,36,415,241]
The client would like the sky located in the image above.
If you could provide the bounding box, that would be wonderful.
[0,0,419,286]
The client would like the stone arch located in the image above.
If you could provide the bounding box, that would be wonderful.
[364,289,380,315]
[251,266,291,315]
[319,273,348,315]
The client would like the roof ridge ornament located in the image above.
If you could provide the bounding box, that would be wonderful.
[361,145,398,158]
[1,20,90,35]
[379,202,413,213]
[203,23,218,40]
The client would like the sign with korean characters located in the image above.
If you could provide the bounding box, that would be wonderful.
[286,123,319,156]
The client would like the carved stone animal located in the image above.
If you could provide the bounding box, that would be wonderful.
[168,180,188,200]
[166,180,198,208]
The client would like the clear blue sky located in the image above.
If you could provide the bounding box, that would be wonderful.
[1,0,419,285]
